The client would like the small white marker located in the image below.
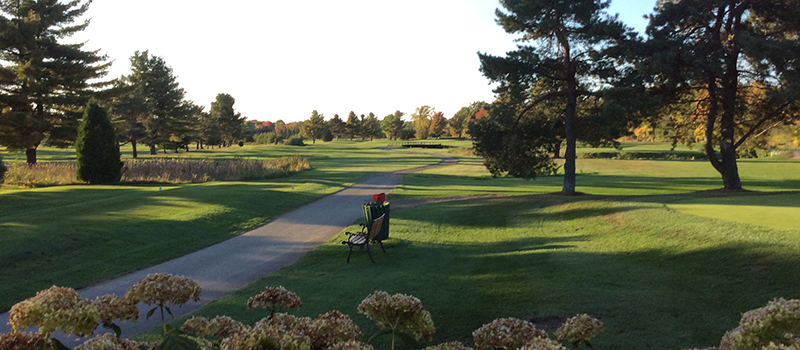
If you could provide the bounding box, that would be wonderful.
[291,184,295,189]
[159,186,162,191]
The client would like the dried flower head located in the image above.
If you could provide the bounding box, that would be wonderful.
[357,291,436,341]
[555,314,604,344]
[760,343,800,350]
[181,316,248,339]
[308,311,362,350]
[247,286,302,314]
[520,337,568,350]
[328,340,375,350]
[123,273,201,307]
[425,341,475,350]
[218,321,311,350]
[74,333,143,350]
[472,318,547,350]
[719,298,800,350]
[0,332,50,350]
[8,286,101,338]
[92,295,139,324]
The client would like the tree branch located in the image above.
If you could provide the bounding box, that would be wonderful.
[733,102,790,149]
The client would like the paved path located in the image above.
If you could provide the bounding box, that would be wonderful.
[1,155,459,343]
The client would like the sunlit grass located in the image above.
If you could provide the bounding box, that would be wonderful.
[174,195,800,349]
[0,140,441,311]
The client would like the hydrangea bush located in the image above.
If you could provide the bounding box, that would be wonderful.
[357,291,436,350]
[6,277,797,350]
[247,286,303,319]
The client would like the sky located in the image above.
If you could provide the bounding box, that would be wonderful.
[73,0,657,123]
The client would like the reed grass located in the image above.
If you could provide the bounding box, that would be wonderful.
[2,157,310,187]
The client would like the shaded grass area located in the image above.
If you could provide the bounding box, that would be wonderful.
[0,141,440,311]
[176,195,800,349]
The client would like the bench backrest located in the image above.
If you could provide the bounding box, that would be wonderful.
[367,214,385,241]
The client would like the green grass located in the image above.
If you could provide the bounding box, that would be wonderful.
[0,141,440,311]
[5,140,800,349]
[174,194,800,349]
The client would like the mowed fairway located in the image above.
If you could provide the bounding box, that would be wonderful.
[0,141,439,312]
[167,143,800,350]
[4,141,800,349]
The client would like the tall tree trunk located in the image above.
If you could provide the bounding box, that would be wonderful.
[553,141,561,159]
[149,144,157,155]
[131,140,138,159]
[720,52,743,190]
[26,147,37,165]
[559,31,577,194]
[562,97,577,194]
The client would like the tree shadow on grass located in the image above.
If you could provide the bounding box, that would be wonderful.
[215,235,800,350]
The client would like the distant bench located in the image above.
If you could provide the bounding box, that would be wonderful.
[400,142,451,149]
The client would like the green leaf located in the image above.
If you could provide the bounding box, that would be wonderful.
[34,339,47,350]
[156,333,199,350]
[51,338,71,350]
[103,322,122,338]
[165,305,173,319]
[146,307,157,320]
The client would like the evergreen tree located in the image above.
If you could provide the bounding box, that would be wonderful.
[75,101,122,184]
[109,79,146,158]
[0,0,112,164]
[361,112,382,141]
[301,110,326,143]
[644,0,800,190]
[329,114,347,140]
[211,93,244,147]
[381,110,405,140]
[122,51,196,155]
[475,0,638,193]
[345,111,360,140]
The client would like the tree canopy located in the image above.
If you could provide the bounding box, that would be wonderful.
[644,0,800,190]
[0,0,112,164]
[474,0,638,193]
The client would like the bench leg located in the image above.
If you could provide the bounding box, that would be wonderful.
[367,243,375,263]
[377,240,386,253]
[346,244,354,263]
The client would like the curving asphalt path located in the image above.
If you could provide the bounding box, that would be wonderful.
[1,154,459,344]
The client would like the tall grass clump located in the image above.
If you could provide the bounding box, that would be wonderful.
[121,156,310,183]
[2,156,310,187]
[2,161,77,187]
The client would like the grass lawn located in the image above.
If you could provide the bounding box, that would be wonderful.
[4,140,800,349]
[0,141,439,311]
[175,193,800,349]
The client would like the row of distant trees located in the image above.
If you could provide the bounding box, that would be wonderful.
[0,1,247,163]
[253,103,491,145]
[112,51,246,157]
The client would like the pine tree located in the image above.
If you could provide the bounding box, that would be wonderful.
[645,0,800,190]
[211,93,244,147]
[475,0,638,193]
[345,111,360,140]
[0,0,112,164]
[301,110,326,143]
[381,111,405,140]
[329,114,347,140]
[75,101,122,184]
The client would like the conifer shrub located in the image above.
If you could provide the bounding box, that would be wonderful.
[75,101,122,184]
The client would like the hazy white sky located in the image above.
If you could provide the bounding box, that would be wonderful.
[73,0,657,123]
